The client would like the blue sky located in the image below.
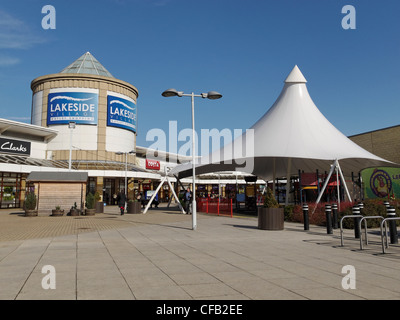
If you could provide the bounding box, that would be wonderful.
[0,0,399,151]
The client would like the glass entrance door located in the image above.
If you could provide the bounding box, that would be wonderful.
[104,178,116,205]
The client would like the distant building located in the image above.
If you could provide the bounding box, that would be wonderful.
[349,126,400,200]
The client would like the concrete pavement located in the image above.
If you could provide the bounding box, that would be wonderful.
[0,204,399,300]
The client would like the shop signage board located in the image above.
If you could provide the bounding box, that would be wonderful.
[107,94,137,132]
[47,91,98,125]
[362,167,400,199]
[146,159,160,171]
[146,190,158,200]
[0,137,31,156]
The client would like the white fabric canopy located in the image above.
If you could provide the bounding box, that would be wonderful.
[170,65,396,181]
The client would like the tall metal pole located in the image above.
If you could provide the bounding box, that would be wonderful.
[161,88,222,230]
[68,122,75,171]
[69,126,73,171]
[125,152,128,200]
[191,93,197,230]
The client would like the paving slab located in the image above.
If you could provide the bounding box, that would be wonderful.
[0,204,400,302]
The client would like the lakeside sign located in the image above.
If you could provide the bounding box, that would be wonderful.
[47,91,98,125]
[0,137,31,156]
[107,94,136,132]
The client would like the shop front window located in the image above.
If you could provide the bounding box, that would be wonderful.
[88,178,96,195]
[0,173,23,209]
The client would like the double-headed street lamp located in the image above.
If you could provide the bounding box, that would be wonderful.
[162,89,222,230]
[116,150,136,200]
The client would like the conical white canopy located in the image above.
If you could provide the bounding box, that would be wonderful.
[171,66,396,180]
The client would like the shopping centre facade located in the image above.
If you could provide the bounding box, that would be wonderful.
[0,52,258,210]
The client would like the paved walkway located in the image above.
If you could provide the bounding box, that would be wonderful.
[0,204,399,300]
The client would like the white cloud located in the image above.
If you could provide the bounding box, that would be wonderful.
[7,117,31,122]
[0,55,20,66]
[0,10,45,49]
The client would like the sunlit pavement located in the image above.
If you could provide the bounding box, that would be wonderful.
[0,204,399,300]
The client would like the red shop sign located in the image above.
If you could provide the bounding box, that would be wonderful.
[146,159,160,171]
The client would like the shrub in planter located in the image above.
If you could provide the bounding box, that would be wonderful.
[85,192,96,216]
[263,187,279,208]
[94,191,104,213]
[24,192,38,217]
[258,187,284,230]
[51,205,64,216]
[69,202,80,216]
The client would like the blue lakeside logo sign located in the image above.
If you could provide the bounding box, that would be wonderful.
[107,95,136,132]
[47,91,98,125]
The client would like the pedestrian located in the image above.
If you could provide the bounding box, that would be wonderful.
[118,189,126,215]
[184,187,191,214]
[140,192,145,208]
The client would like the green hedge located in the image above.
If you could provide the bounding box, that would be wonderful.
[287,199,399,229]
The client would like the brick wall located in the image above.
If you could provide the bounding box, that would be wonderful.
[349,125,400,164]
[36,182,86,215]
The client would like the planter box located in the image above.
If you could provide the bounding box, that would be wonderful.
[95,201,104,213]
[127,201,141,214]
[25,210,38,217]
[51,209,64,217]
[85,208,96,216]
[258,207,284,230]
[70,209,80,216]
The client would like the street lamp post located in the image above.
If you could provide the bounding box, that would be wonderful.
[162,89,222,230]
[68,122,76,171]
[116,150,136,200]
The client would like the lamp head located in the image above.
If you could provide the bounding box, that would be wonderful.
[162,88,183,97]
[206,91,222,100]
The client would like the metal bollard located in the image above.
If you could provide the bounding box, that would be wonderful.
[325,204,332,234]
[383,201,390,208]
[332,203,338,229]
[303,204,309,231]
[352,206,361,238]
[387,206,398,244]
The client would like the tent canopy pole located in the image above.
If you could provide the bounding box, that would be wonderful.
[144,168,185,214]
[336,160,352,203]
[314,159,352,213]
[285,158,292,206]
[314,160,336,213]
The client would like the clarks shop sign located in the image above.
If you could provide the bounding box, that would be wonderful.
[0,137,31,156]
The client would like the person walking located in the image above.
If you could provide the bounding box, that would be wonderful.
[184,187,191,214]
[118,189,126,215]
[140,192,146,209]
